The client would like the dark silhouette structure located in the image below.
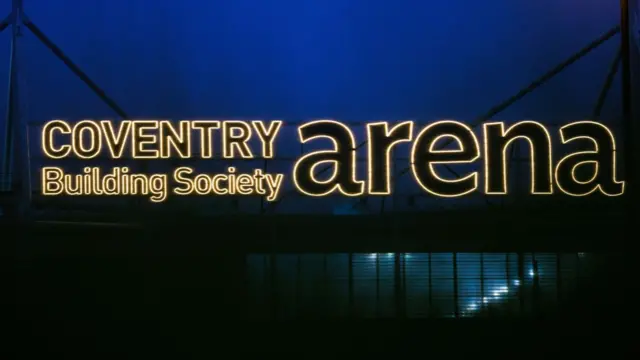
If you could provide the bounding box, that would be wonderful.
[2,0,636,355]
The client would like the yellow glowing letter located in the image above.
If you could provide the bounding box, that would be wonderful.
[555,121,624,196]
[42,120,72,159]
[483,121,553,195]
[366,121,414,195]
[293,120,364,197]
[410,120,479,197]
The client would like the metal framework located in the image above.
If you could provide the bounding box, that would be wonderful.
[0,0,132,217]
[245,252,587,319]
[0,0,635,219]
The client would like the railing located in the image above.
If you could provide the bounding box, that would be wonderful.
[4,119,625,216]
[246,252,592,318]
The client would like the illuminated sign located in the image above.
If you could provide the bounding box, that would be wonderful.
[39,119,625,202]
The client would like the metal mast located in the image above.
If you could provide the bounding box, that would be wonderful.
[0,0,131,218]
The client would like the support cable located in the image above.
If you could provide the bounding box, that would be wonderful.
[593,47,622,120]
[265,26,620,213]
[393,26,621,178]
[0,6,145,213]
[0,14,10,32]
[21,15,128,119]
[357,26,620,211]
[2,7,621,216]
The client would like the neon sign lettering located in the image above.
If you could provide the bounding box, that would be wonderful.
[40,119,625,202]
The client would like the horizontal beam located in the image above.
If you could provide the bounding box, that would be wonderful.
[9,206,625,254]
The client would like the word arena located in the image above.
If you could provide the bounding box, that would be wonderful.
[40,119,625,202]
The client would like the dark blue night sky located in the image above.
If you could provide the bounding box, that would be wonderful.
[0,0,626,213]
[0,1,621,321]
[0,1,621,123]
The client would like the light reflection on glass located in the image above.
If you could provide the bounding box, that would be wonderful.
[246,252,586,318]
